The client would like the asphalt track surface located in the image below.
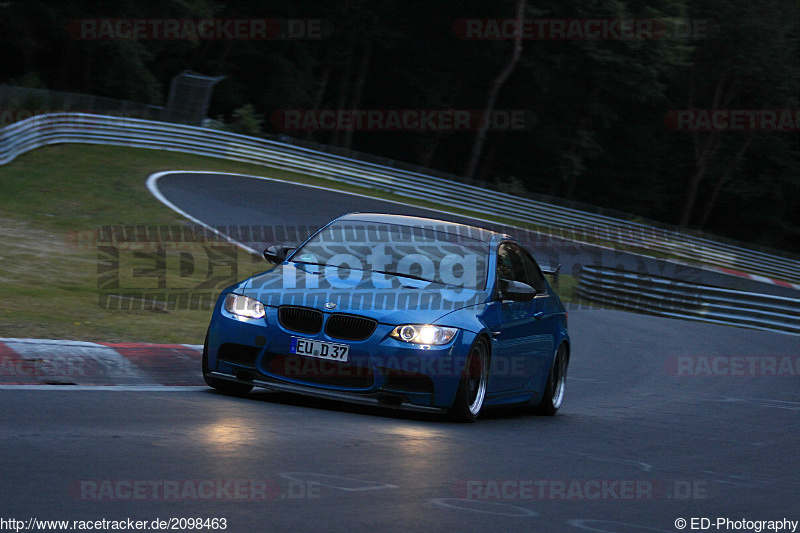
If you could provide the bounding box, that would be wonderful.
[2,172,798,532]
[150,172,800,298]
[2,311,798,532]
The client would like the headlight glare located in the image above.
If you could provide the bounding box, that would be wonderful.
[390,324,457,345]
[224,294,266,320]
[418,326,438,345]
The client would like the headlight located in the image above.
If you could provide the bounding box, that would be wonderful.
[224,294,266,320]
[390,324,457,345]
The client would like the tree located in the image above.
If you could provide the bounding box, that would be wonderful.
[675,0,800,228]
[463,0,526,181]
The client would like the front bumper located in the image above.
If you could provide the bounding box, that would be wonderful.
[207,371,447,414]
[207,305,476,409]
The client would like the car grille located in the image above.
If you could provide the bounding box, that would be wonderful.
[278,306,323,334]
[325,314,377,341]
[264,353,374,389]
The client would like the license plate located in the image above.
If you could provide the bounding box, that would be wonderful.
[290,337,349,362]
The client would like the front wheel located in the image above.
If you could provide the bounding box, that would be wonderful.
[202,332,253,396]
[448,339,489,422]
[532,343,567,416]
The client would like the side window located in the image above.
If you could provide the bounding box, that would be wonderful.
[521,249,546,293]
[496,243,527,283]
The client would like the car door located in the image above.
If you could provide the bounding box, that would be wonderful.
[520,247,558,378]
[484,242,551,393]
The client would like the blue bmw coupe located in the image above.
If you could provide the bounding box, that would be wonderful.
[203,213,569,421]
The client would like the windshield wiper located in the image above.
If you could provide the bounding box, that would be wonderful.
[291,260,328,267]
[371,270,437,284]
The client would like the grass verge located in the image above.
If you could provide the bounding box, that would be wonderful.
[0,143,582,343]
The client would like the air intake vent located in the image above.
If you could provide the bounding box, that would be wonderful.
[218,343,260,367]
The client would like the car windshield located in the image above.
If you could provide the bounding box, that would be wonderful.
[290,220,489,290]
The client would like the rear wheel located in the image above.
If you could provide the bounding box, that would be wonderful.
[532,343,567,415]
[448,339,489,422]
[202,332,253,396]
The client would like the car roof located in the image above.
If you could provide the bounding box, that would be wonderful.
[335,212,511,244]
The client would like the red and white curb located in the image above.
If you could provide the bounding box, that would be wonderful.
[708,266,800,291]
[0,338,205,387]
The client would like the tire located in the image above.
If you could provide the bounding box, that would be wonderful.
[532,343,567,416]
[448,339,489,422]
[202,332,253,396]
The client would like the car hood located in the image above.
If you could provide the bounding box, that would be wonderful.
[233,262,487,324]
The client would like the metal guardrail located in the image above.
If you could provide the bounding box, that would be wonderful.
[0,85,164,122]
[575,265,800,335]
[1,113,799,288]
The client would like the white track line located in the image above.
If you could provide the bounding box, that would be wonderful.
[147,170,800,290]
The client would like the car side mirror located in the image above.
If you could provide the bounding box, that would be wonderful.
[541,264,561,285]
[498,279,536,302]
[263,245,296,263]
